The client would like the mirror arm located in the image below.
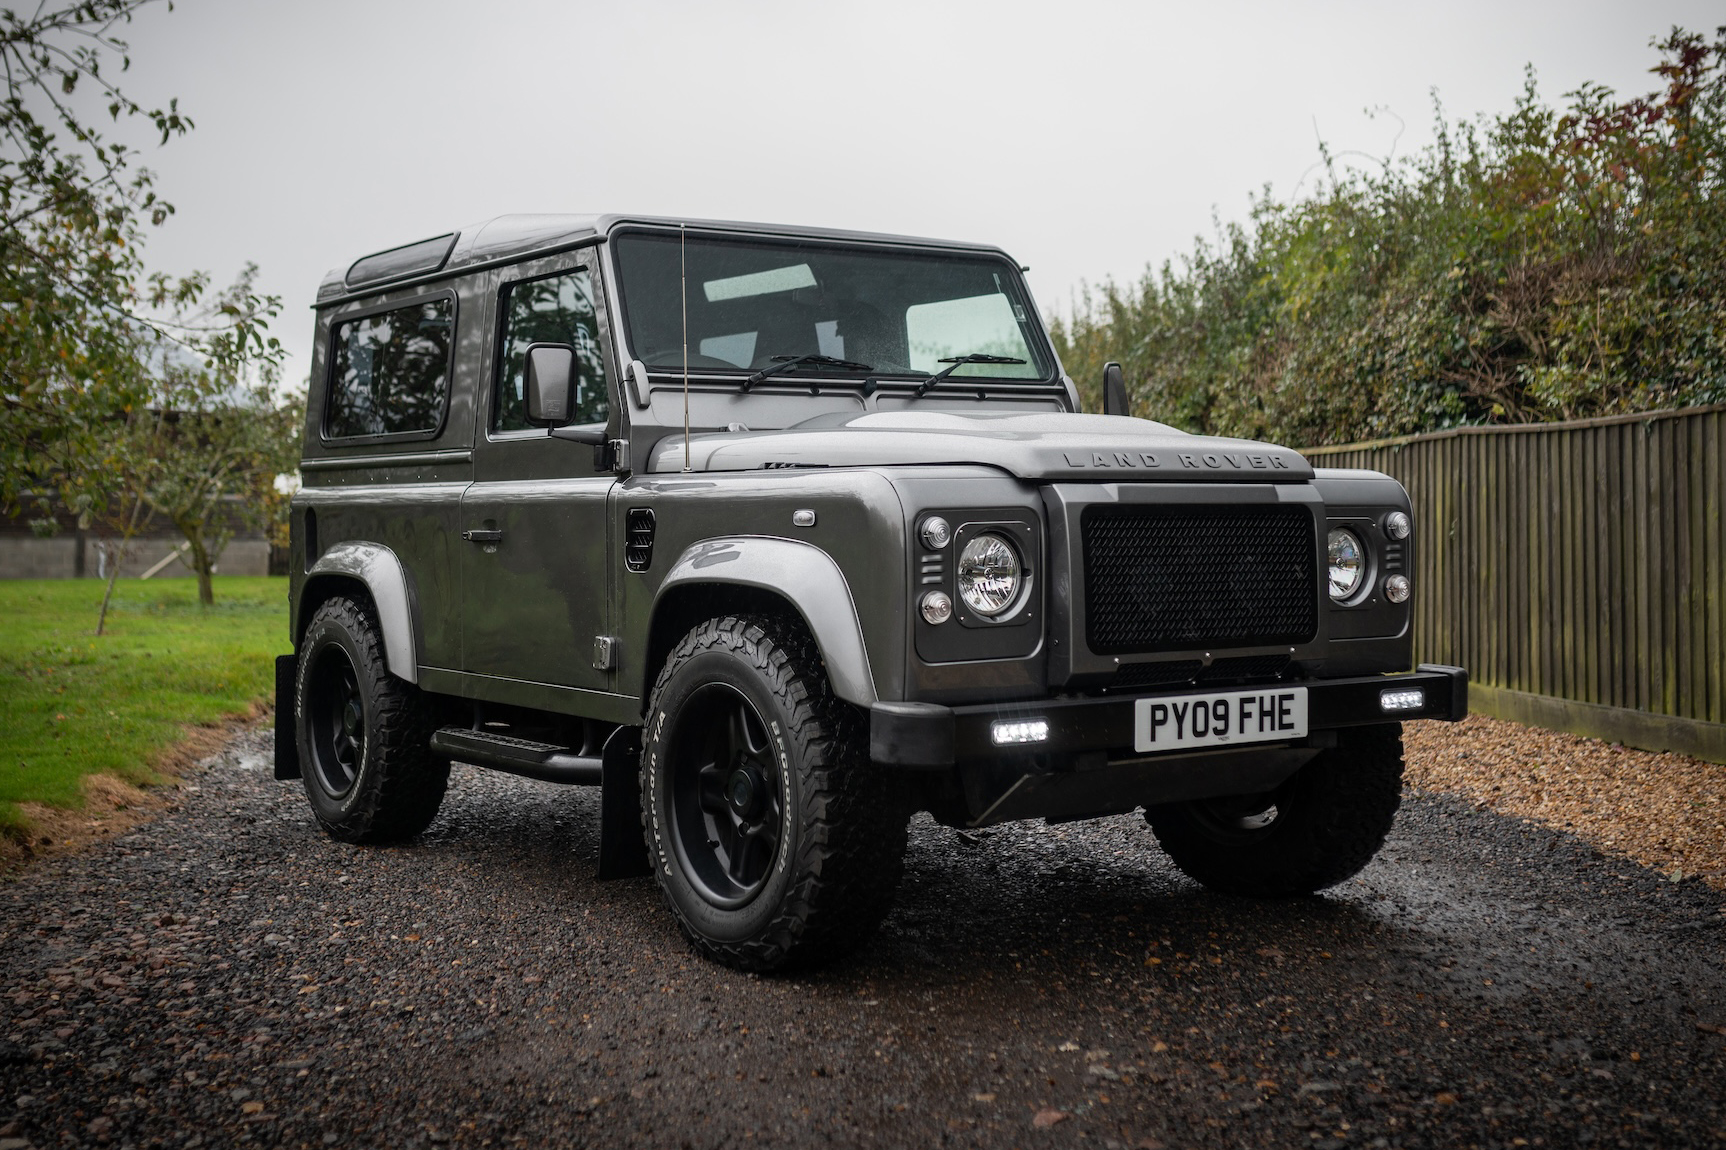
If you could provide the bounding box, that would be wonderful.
[550,425,607,445]
[1102,361,1131,418]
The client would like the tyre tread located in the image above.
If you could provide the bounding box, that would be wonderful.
[297,596,447,844]
[642,615,907,972]
[1146,724,1404,896]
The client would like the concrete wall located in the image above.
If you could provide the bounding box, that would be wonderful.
[0,536,272,580]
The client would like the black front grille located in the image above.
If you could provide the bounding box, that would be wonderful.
[1081,505,1317,654]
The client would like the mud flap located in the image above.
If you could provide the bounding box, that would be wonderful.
[596,725,651,879]
[273,653,300,780]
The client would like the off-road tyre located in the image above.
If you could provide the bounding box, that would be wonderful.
[641,615,909,972]
[295,595,448,844]
[1144,723,1404,896]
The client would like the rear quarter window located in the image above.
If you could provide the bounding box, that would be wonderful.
[324,296,454,439]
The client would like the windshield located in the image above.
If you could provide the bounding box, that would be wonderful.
[612,231,1052,383]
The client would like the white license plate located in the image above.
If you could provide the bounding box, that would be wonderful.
[1133,686,1308,753]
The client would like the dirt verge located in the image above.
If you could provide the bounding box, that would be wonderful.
[0,707,269,877]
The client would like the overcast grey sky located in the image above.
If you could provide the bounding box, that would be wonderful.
[116,0,1721,391]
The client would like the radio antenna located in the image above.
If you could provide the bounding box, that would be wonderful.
[681,223,691,473]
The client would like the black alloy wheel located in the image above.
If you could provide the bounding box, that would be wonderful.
[294,596,448,844]
[640,614,911,971]
[306,645,366,798]
[667,683,784,909]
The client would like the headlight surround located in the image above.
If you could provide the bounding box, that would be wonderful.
[956,532,1022,616]
[1327,527,1367,601]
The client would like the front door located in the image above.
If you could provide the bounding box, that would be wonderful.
[460,253,617,697]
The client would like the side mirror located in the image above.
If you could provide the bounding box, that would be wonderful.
[524,343,576,425]
[1102,361,1130,418]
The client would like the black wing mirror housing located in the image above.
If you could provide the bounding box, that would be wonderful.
[524,343,576,425]
[1102,361,1131,417]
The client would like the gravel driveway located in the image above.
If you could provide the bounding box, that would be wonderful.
[3,726,1724,1149]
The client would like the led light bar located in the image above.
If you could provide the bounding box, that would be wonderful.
[1379,687,1425,712]
[991,718,1050,746]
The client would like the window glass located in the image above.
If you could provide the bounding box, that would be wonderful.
[496,267,610,432]
[325,298,453,439]
[906,293,1035,374]
[613,233,1050,383]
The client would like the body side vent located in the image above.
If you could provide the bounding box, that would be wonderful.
[625,508,655,572]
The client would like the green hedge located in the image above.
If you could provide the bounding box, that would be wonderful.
[1055,29,1726,446]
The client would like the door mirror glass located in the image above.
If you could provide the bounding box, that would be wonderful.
[524,343,576,425]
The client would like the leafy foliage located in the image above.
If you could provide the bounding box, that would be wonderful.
[0,2,296,609]
[1054,28,1726,446]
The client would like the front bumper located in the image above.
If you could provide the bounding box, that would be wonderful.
[871,664,1467,768]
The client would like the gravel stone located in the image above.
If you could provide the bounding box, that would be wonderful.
[1406,714,1726,887]
[0,725,1723,1147]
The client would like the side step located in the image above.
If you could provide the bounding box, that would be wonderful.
[428,727,603,785]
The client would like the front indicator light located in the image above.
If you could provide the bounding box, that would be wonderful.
[1380,687,1425,712]
[1384,510,1412,540]
[920,590,953,625]
[991,718,1049,745]
[920,516,952,550]
[1384,574,1411,603]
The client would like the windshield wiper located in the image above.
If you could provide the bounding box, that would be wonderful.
[742,353,874,392]
[912,353,1028,398]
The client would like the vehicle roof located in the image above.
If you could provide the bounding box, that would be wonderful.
[315,213,1017,307]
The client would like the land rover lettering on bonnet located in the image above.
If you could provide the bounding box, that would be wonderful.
[275,214,1467,972]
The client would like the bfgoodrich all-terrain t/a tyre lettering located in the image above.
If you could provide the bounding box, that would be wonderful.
[1145,723,1405,896]
[641,615,908,973]
[295,595,448,844]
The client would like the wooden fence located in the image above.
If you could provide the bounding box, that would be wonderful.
[1303,403,1726,763]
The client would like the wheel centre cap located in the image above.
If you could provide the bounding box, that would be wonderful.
[342,700,361,737]
[726,766,763,818]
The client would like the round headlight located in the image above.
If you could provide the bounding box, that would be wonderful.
[1384,511,1411,540]
[957,533,1022,616]
[920,516,951,550]
[1327,528,1366,601]
[919,590,952,625]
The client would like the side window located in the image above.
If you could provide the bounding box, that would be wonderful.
[325,298,453,439]
[495,267,610,432]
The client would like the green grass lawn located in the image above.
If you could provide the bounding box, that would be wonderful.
[0,576,290,838]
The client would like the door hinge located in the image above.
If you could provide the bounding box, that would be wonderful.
[592,636,618,671]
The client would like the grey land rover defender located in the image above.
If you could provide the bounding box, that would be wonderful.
[275,214,1467,971]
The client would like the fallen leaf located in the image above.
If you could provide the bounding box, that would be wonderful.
[972,1092,996,1103]
[241,1100,265,1115]
[1032,1109,1069,1128]
[1434,1092,1458,1106]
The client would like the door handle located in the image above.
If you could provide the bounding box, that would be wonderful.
[461,528,503,543]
